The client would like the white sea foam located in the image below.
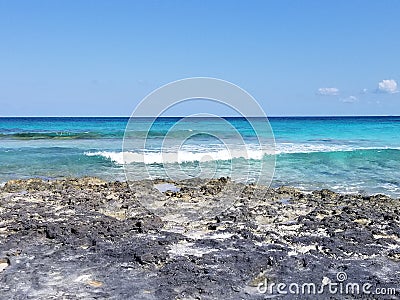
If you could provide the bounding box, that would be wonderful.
[274,143,399,154]
[85,143,399,165]
[85,148,266,165]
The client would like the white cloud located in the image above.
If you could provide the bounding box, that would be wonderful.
[341,96,358,103]
[317,87,339,96]
[361,88,368,94]
[377,79,398,94]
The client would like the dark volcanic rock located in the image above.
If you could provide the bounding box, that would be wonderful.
[0,177,399,299]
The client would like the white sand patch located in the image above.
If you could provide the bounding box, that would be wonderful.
[168,241,218,258]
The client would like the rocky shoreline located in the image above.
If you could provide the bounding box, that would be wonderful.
[0,177,399,299]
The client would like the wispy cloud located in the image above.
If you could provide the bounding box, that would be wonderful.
[340,96,358,103]
[317,87,339,96]
[377,79,398,94]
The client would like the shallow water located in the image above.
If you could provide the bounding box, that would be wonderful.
[1,116,399,197]
[154,183,180,193]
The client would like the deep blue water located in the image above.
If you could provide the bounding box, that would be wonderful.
[1,116,399,197]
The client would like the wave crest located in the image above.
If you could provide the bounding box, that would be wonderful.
[85,149,266,165]
[85,144,400,165]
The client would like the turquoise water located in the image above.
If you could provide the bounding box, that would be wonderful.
[1,117,399,197]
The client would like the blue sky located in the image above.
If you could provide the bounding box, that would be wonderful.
[1,0,399,116]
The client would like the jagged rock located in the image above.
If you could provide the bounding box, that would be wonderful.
[0,258,10,273]
[0,177,399,299]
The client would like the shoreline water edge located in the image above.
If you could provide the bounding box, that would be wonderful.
[1,116,400,198]
[0,177,399,299]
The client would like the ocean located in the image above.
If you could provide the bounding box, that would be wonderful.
[1,116,399,197]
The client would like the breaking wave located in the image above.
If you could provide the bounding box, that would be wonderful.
[85,144,400,165]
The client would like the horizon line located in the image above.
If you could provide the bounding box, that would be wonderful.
[0,114,399,118]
